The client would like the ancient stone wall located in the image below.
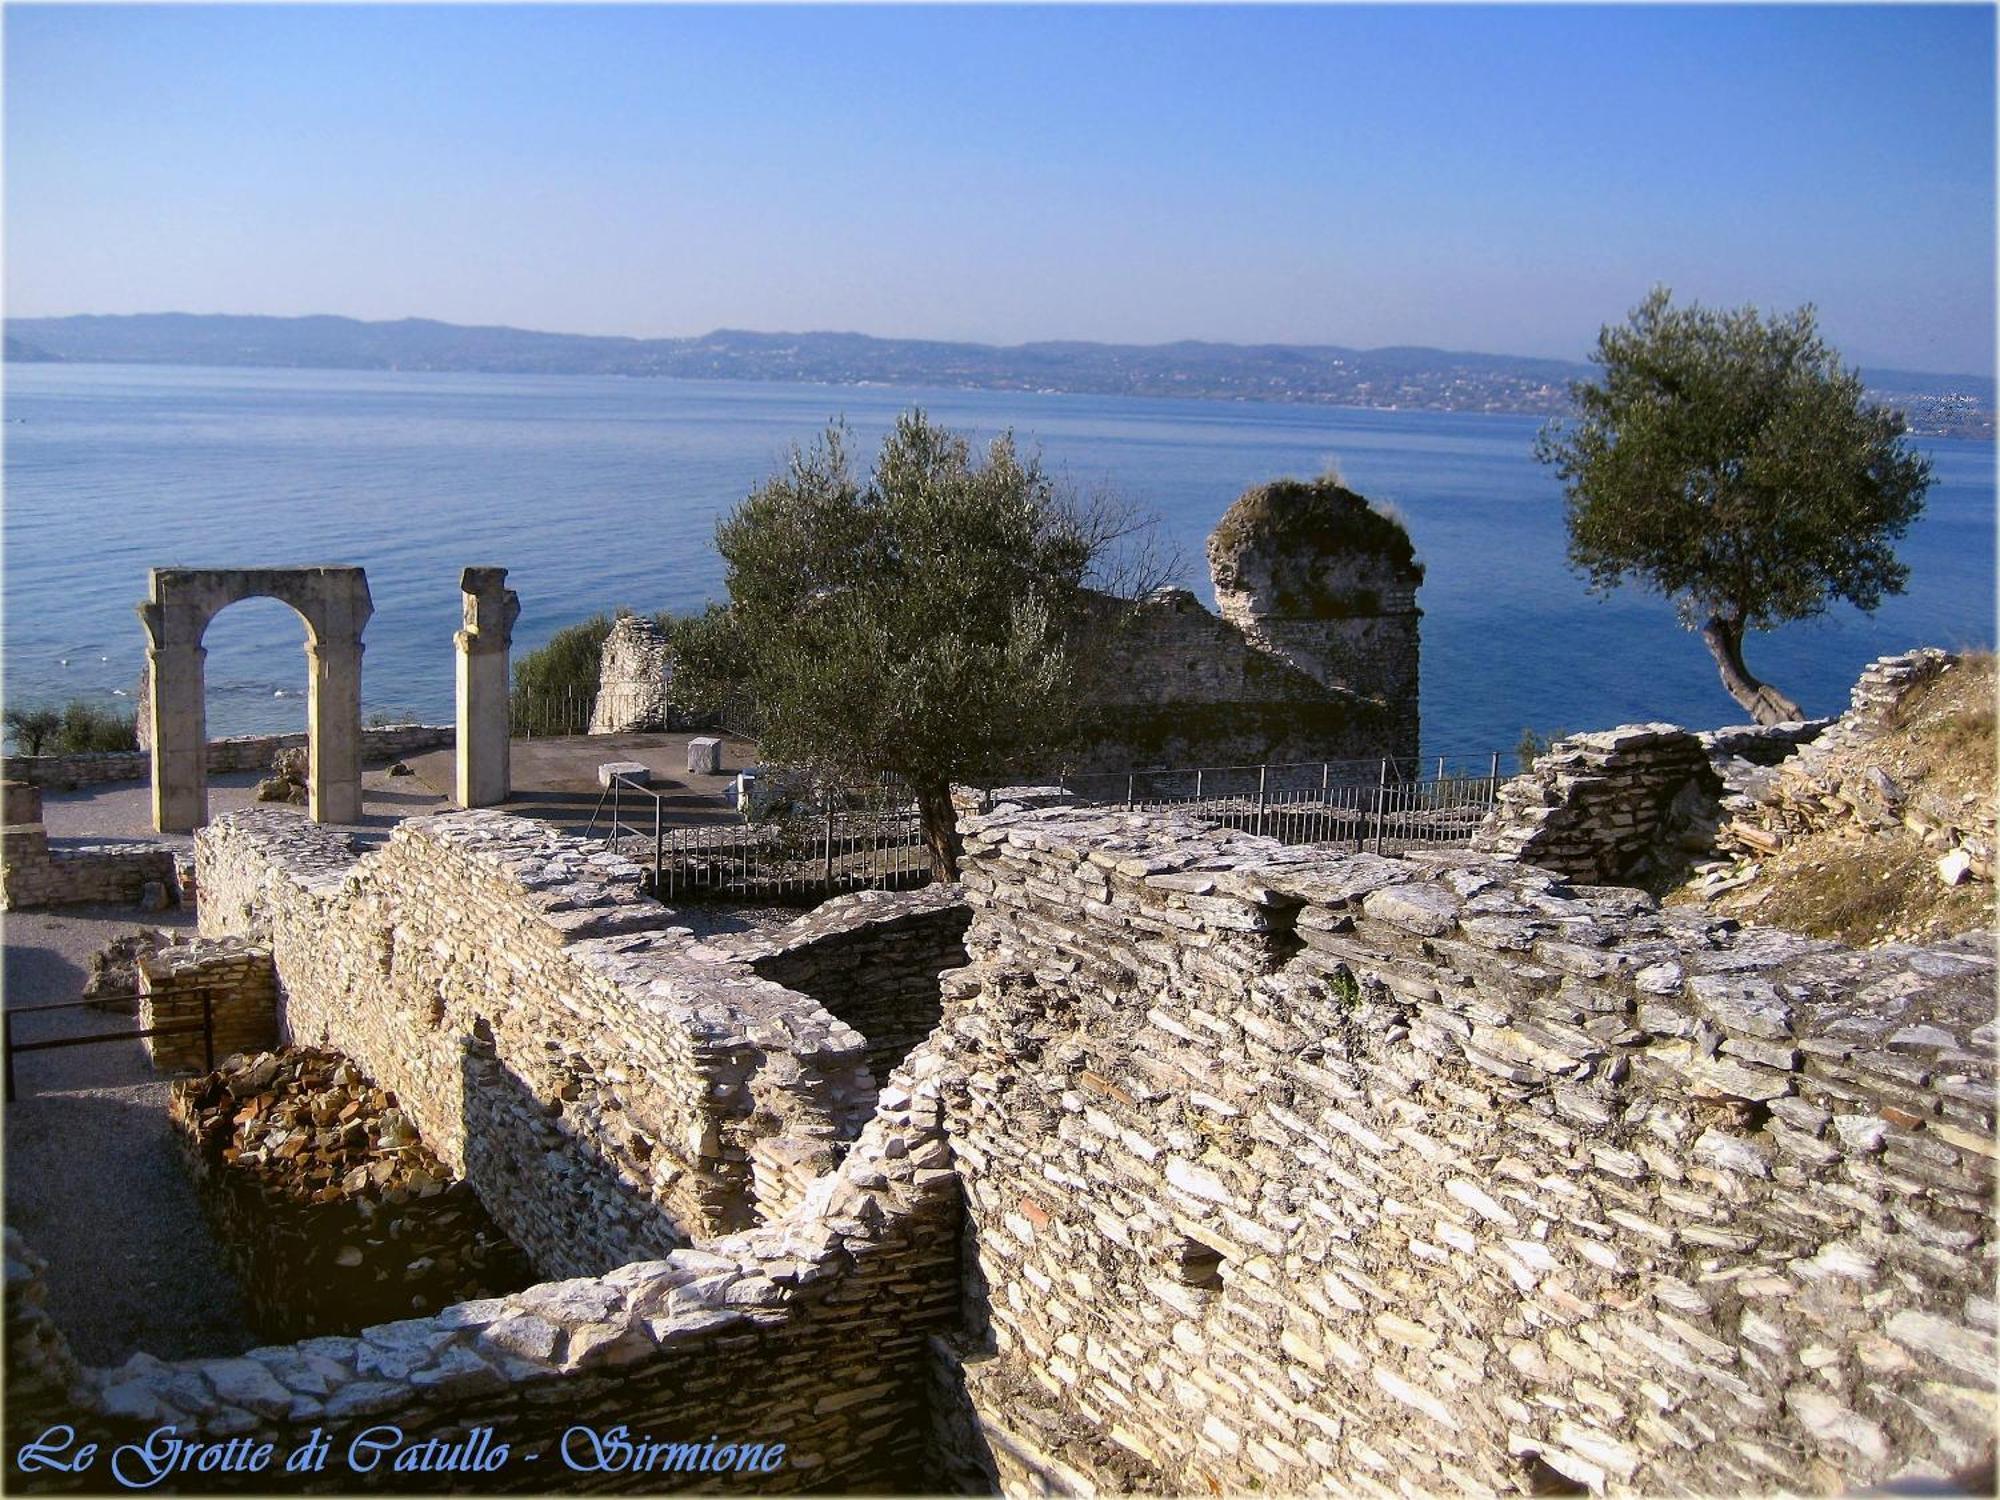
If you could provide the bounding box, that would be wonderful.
[2,724,454,790]
[588,614,683,734]
[1208,478,1424,757]
[137,937,278,1071]
[7,1075,963,1493]
[933,802,1995,1496]
[706,886,973,1090]
[194,809,879,1277]
[1475,724,1725,886]
[1071,589,1402,773]
[0,823,178,911]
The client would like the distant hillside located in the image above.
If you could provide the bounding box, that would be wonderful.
[3,334,61,363]
[7,312,1991,437]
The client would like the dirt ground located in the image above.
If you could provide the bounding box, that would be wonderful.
[3,901,255,1364]
[1669,655,1998,946]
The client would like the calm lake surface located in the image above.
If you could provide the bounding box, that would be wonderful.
[4,362,1993,757]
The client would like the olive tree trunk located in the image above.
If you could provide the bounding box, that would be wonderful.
[912,774,963,882]
[1701,614,1805,726]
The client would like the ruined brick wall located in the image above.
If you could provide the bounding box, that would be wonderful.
[1475,724,1725,886]
[1208,478,1424,758]
[1071,589,1402,773]
[8,1079,963,1494]
[935,803,1995,1495]
[195,810,878,1277]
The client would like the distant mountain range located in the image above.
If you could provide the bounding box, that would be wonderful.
[7,312,1993,437]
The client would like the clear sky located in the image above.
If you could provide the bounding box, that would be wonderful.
[4,3,1995,374]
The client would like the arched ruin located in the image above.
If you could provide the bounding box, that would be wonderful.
[137,567,373,833]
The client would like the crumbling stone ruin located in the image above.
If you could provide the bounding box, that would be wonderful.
[172,1048,537,1341]
[588,613,683,734]
[254,745,311,806]
[1715,648,1995,885]
[590,477,1426,770]
[1205,475,1424,754]
[6,766,1991,1493]
[1474,723,1726,886]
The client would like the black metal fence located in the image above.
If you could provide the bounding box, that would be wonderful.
[589,773,929,901]
[3,989,217,1102]
[586,752,1511,904]
[508,686,763,741]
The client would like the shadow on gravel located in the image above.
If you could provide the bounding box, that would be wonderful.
[5,1085,254,1365]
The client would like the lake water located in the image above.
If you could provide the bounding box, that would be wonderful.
[3,362,1993,758]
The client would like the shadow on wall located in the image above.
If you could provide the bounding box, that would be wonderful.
[746,903,973,1091]
[456,1014,694,1283]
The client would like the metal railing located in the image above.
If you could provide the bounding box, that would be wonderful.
[584,751,1512,903]
[587,773,928,901]
[1046,753,1508,853]
[510,685,597,739]
[3,988,216,1102]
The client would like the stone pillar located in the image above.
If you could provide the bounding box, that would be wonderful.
[306,637,364,824]
[455,567,519,808]
[147,640,208,835]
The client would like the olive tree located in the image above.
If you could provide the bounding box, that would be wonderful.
[1536,288,1933,724]
[673,411,1154,879]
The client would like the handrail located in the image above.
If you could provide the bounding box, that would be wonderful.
[4,986,220,1016]
[5,986,218,1102]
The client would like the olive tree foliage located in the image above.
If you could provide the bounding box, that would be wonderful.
[672,411,1161,879]
[1535,288,1933,725]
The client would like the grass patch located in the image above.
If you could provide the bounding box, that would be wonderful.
[1736,833,1992,947]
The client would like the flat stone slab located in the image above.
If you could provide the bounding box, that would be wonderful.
[597,762,652,789]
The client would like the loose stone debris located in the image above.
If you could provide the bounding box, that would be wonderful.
[170,1047,536,1341]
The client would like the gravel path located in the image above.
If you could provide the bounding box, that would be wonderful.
[3,903,256,1365]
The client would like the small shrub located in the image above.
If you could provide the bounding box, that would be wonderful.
[1514,726,1569,769]
[510,613,614,732]
[4,706,63,756]
[1328,965,1361,1008]
[5,699,137,755]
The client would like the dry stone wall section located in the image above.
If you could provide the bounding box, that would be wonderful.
[706,885,973,1089]
[2,723,454,790]
[0,824,178,911]
[137,936,278,1071]
[934,803,1996,1496]
[1475,724,1725,886]
[7,1078,964,1493]
[194,809,881,1278]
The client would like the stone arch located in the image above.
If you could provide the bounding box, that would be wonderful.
[137,567,373,832]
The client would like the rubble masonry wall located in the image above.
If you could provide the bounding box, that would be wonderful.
[935,802,1996,1495]
[193,809,881,1276]
[3,723,454,790]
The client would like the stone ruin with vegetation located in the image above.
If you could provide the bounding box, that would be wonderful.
[4,643,1993,1495]
[591,475,1427,774]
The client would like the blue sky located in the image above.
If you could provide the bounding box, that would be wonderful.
[5,4,1994,373]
